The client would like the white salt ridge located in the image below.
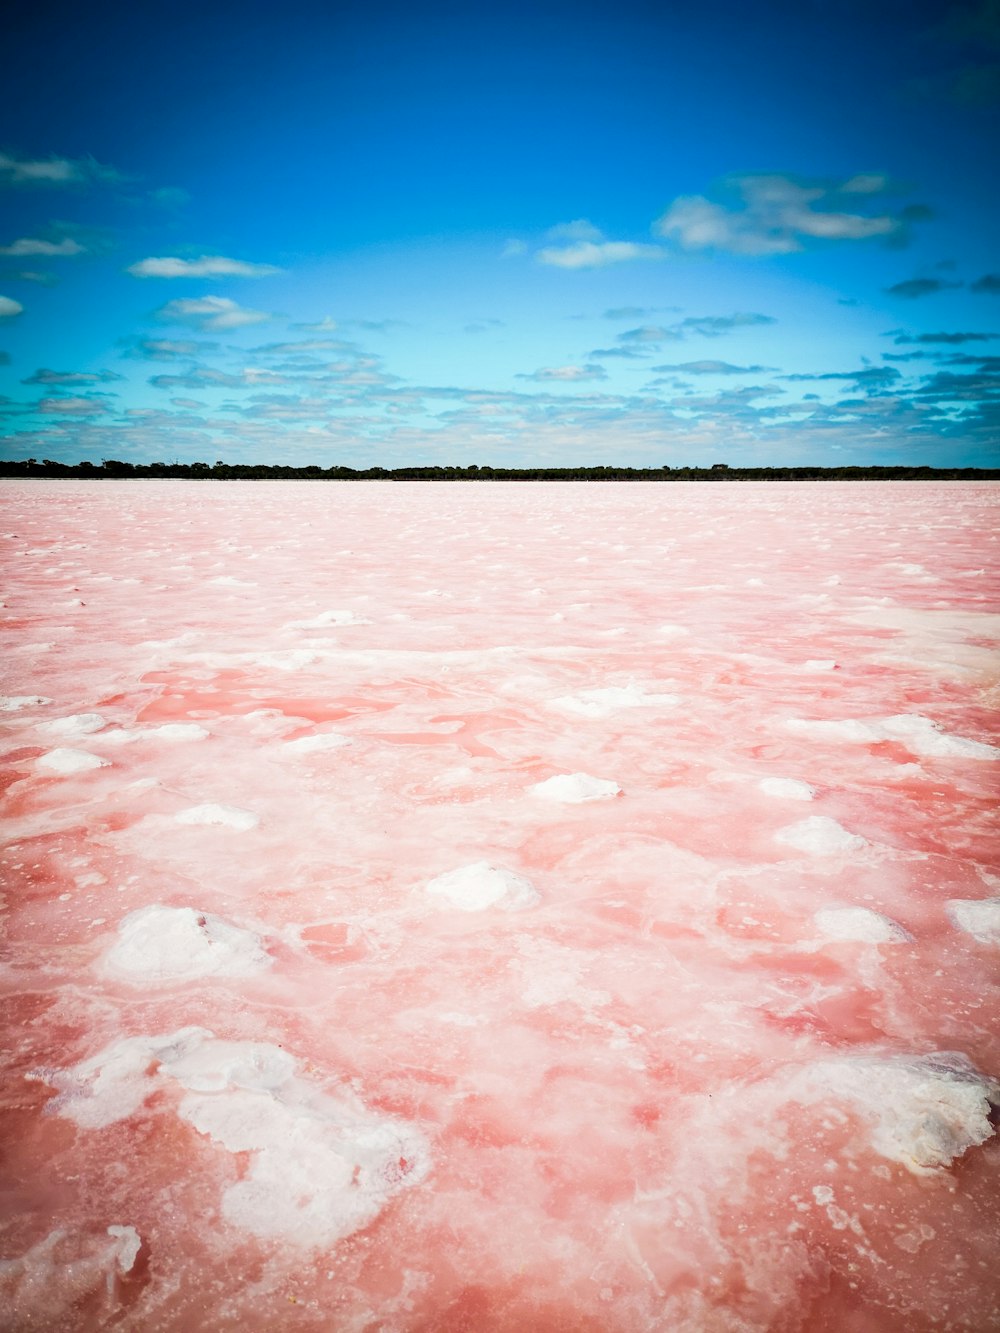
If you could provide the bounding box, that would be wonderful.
[283,732,352,754]
[174,803,259,830]
[36,712,106,737]
[0,695,51,711]
[795,1054,1000,1175]
[814,907,911,943]
[45,1028,430,1247]
[287,609,371,629]
[425,861,540,912]
[802,659,837,672]
[945,898,1000,944]
[786,712,998,760]
[531,773,621,803]
[37,748,109,775]
[759,777,815,801]
[551,683,679,719]
[98,722,209,745]
[775,816,866,855]
[104,905,271,982]
[0,1225,142,1312]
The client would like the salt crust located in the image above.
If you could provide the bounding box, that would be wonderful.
[174,803,259,830]
[551,683,680,718]
[791,1054,1000,1175]
[97,723,209,745]
[45,1028,430,1246]
[286,609,371,629]
[786,712,999,760]
[104,905,271,983]
[531,773,621,803]
[425,861,540,912]
[775,816,866,855]
[0,695,51,711]
[0,1225,141,1309]
[37,748,109,775]
[283,732,352,754]
[814,907,911,943]
[945,898,1000,944]
[36,712,106,737]
[759,777,815,801]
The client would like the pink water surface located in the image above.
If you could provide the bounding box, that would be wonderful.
[1,480,998,1332]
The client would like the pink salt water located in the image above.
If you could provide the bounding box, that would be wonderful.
[1,480,998,1331]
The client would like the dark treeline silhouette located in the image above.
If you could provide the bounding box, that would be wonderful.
[1,459,997,481]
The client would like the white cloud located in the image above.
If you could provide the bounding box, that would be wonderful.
[545,218,605,244]
[521,364,608,382]
[500,238,528,258]
[155,297,273,330]
[37,396,108,415]
[128,255,282,278]
[0,237,85,257]
[537,239,664,269]
[654,174,903,255]
[0,296,24,318]
[0,152,120,187]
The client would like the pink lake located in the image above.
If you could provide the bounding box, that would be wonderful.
[1,480,998,1332]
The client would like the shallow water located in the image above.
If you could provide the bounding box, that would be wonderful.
[1,480,998,1331]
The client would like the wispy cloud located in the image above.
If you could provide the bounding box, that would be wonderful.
[651,360,774,375]
[0,152,122,187]
[536,220,663,269]
[885,277,962,298]
[37,396,110,415]
[607,312,776,351]
[118,337,218,361]
[971,273,1000,294]
[155,296,273,330]
[23,368,122,385]
[654,174,919,256]
[0,296,24,318]
[889,329,998,345]
[128,255,282,278]
[518,364,608,382]
[0,236,85,257]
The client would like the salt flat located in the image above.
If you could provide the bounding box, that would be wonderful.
[1,480,998,1331]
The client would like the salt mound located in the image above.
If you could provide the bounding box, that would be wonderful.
[551,683,679,719]
[531,773,621,803]
[104,905,271,983]
[174,803,259,830]
[775,816,866,855]
[786,713,998,760]
[799,1054,1000,1175]
[814,906,910,943]
[759,777,815,801]
[44,1028,430,1247]
[37,748,109,775]
[283,732,352,754]
[425,861,540,912]
[36,713,106,737]
[0,695,51,711]
[945,898,1000,944]
[99,722,209,745]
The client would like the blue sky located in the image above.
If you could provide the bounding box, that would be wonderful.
[1,0,998,467]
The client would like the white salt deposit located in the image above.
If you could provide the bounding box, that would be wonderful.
[759,777,816,801]
[786,713,998,760]
[287,609,371,628]
[98,722,209,745]
[551,683,679,718]
[36,713,107,737]
[0,694,51,711]
[531,773,621,803]
[37,748,110,775]
[424,862,540,912]
[283,732,352,754]
[174,803,259,830]
[802,659,837,672]
[45,1027,430,1247]
[945,898,1000,944]
[103,905,272,983]
[775,816,867,855]
[814,907,910,944]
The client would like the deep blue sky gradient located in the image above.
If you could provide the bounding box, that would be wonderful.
[1,0,997,465]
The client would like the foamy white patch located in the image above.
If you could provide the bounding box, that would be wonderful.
[775,816,866,855]
[37,748,109,775]
[814,907,910,943]
[802,659,838,672]
[797,1054,1000,1175]
[531,773,621,803]
[945,898,1000,944]
[36,713,106,737]
[174,803,259,830]
[0,694,51,711]
[209,575,256,587]
[0,1225,142,1313]
[759,777,815,801]
[551,683,679,719]
[283,732,352,754]
[45,1028,430,1247]
[286,609,370,629]
[786,713,998,760]
[425,861,540,912]
[104,905,271,983]
[97,722,209,746]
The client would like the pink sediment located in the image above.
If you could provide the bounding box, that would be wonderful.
[1,479,998,1331]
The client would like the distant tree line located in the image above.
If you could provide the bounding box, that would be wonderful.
[1,458,997,481]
